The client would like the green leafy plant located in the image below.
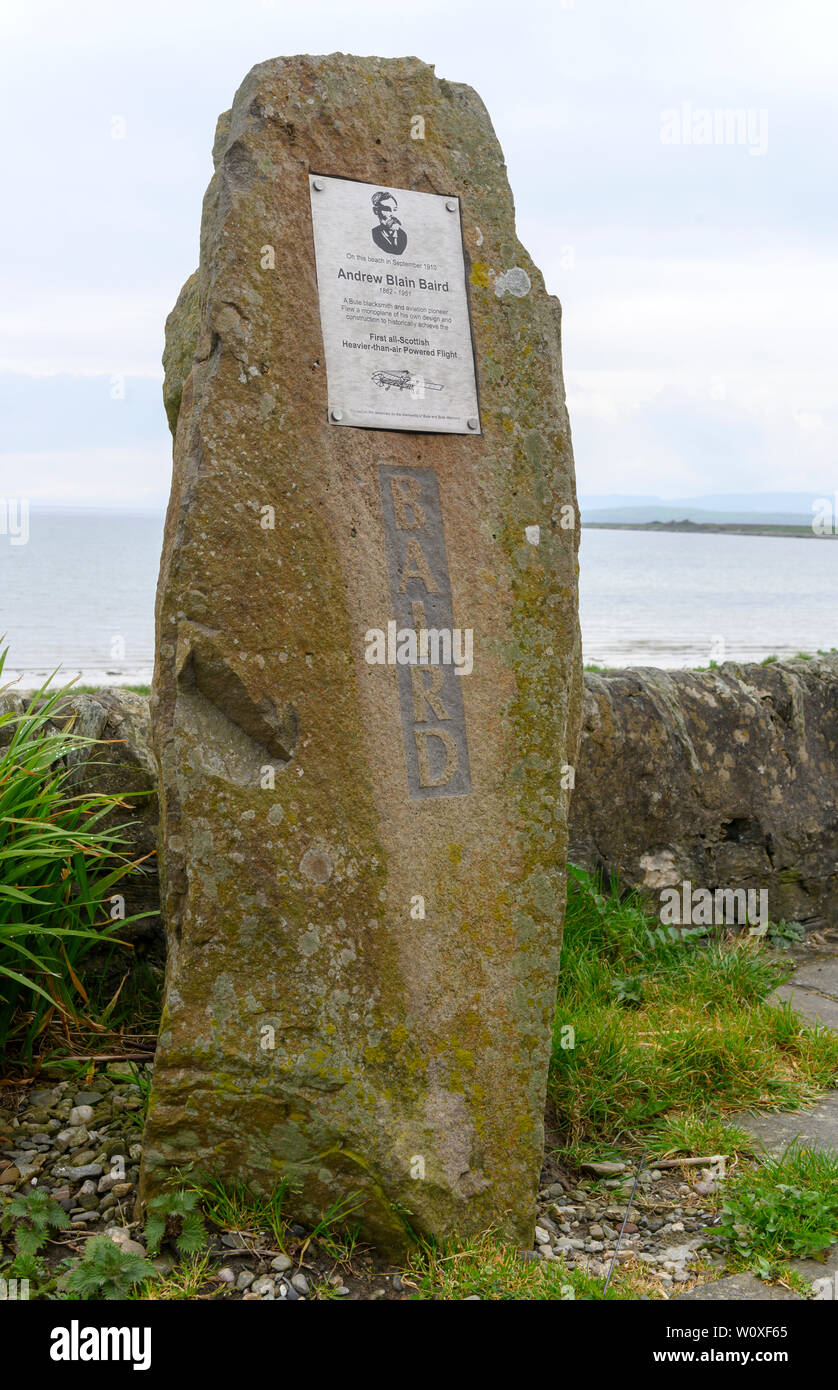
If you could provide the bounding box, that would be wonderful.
[1,1187,70,1255]
[59,1235,155,1299]
[0,648,150,1056]
[144,1188,207,1256]
[767,918,806,950]
[612,975,644,1007]
[0,1188,70,1283]
[715,1143,838,1265]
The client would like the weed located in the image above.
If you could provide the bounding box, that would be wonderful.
[767,918,806,950]
[715,1143,838,1267]
[0,1188,70,1285]
[144,1188,207,1257]
[58,1235,155,1300]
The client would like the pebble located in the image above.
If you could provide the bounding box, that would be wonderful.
[58,1163,103,1182]
[534,1225,550,1245]
[291,1272,309,1295]
[28,1089,59,1107]
[104,1225,131,1244]
[252,1275,276,1297]
[64,1127,90,1150]
[68,1106,95,1126]
[75,1092,103,1107]
[271,1254,294,1273]
[78,1181,99,1211]
[236,1270,255,1291]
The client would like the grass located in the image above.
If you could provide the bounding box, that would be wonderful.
[715,1143,838,1270]
[186,1174,296,1253]
[105,1061,152,1131]
[403,1231,645,1300]
[647,1109,755,1161]
[0,649,151,1059]
[71,684,151,696]
[549,867,838,1164]
[137,1252,216,1300]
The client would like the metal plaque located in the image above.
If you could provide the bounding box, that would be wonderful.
[309,173,481,434]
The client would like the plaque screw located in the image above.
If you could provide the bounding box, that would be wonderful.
[312,177,325,191]
[445,199,457,212]
[467,417,480,431]
[330,408,344,422]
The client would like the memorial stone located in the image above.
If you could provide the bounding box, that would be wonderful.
[140,53,582,1253]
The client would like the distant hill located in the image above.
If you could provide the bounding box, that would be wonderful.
[579,492,826,527]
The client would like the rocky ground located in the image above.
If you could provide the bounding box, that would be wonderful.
[3,937,838,1300]
[0,1068,722,1298]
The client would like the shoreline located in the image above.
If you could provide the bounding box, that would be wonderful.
[582,520,831,538]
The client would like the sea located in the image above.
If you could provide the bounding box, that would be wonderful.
[0,510,835,687]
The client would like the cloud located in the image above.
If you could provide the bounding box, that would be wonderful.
[0,0,835,503]
[0,447,171,508]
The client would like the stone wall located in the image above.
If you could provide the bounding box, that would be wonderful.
[569,656,838,929]
[7,653,837,946]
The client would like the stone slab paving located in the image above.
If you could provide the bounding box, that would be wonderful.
[771,984,838,1031]
[678,1273,803,1301]
[732,1092,838,1155]
[678,946,838,1301]
[788,955,838,996]
[733,948,838,1157]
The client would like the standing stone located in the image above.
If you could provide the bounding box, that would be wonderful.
[140,53,581,1254]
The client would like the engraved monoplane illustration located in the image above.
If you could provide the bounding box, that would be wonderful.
[371,369,445,393]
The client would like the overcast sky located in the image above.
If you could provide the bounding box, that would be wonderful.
[1,0,835,507]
